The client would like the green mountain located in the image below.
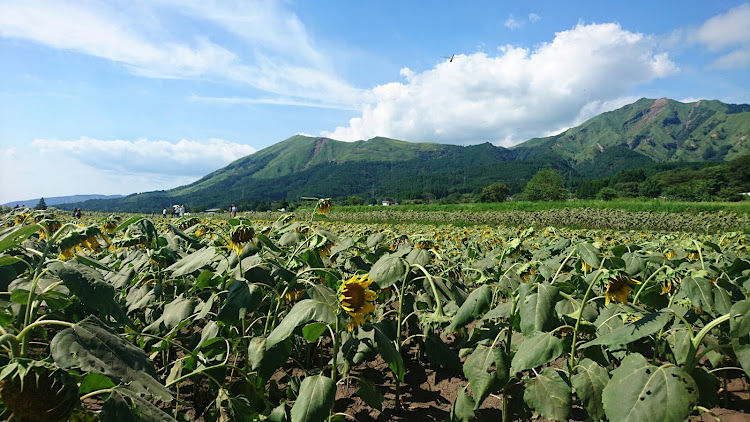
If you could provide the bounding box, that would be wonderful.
[517,97,750,163]
[66,98,750,212]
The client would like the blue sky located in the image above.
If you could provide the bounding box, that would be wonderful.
[1,0,749,204]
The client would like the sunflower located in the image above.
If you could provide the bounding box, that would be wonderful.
[604,274,641,306]
[38,219,62,240]
[580,261,593,274]
[339,274,377,331]
[316,198,332,215]
[228,225,255,255]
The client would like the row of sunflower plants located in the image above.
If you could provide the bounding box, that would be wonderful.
[327,207,750,232]
[0,205,748,421]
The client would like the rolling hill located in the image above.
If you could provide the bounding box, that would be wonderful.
[64,98,750,212]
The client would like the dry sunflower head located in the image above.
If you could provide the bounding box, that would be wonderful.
[0,359,79,422]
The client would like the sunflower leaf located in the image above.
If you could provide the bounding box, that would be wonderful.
[602,353,698,422]
[446,284,491,332]
[523,367,571,421]
[290,374,336,422]
[581,311,671,348]
[510,332,564,374]
[267,299,336,347]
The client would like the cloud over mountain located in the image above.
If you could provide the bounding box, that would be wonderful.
[325,23,677,146]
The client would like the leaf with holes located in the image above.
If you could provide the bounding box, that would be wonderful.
[601,353,698,422]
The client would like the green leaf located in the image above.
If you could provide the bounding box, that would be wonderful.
[405,248,431,267]
[79,372,116,394]
[463,344,508,408]
[290,374,336,422]
[446,284,491,332]
[217,280,262,324]
[166,246,218,277]
[268,403,288,422]
[523,367,571,421]
[729,299,750,338]
[571,358,608,421]
[733,343,750,378]
[448,386,476,422]
[581,311,671,348]
[100,387,177,422]
[267,298,336,347]
[368,255,407,289]
[682,277,714,314]
[424,334,461,371]
[602,353,698,422]
[577,242,599,269]
[0,224,41,253]
[666,328,694,365]
[256,232,283,253]
[57,261,132,327]
[356,378,383,411]
[511,332,564,374]
[74,255,114,273]
[167,223,204,248]
[51,316,172,401]
[112,215,144,233]
[143,294,195,335]
[0,255,23,268]
[519,283,559,335]
[372,323,405,382]
[248,337,292,382]
[302,322,329,343]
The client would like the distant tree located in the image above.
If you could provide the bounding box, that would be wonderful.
[597,187,619,201]
[35,197,47,210]
[523,169,568,201]
[638,179,661,198]
[347,195,364,206]
[480,182,510,202]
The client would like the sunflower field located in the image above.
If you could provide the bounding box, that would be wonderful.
[0,205,748,421]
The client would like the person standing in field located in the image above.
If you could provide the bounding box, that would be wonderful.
[230,203,237,218]
[163,208,167,218]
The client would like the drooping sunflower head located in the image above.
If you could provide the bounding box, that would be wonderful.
[339,274,377,331]
[38,219,62,240]
[228,224,255,255]
[178,217,200,231]
[0,359,79,422]
[414,238,436,250]
[100,215,121,234]
[604,273,641,306]
[580,261,593,274]
[316,198,332,215]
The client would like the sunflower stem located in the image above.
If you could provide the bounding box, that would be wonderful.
[568,255,607,374]
[394,261,410,410]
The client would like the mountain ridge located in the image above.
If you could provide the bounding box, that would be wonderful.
[61,97,750,212]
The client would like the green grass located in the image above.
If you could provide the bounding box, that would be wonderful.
[331,198,750,214]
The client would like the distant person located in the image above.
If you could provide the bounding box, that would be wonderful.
[163,208,167,218]
[72,208,77,218]
[230,203,237,218]
[171,207,176,217]
[75,209,82,219]
[14,204,18,208]
[179,205,185,217]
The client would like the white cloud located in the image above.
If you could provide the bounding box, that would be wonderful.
[0,137,257,204]
[505,15,523,30]
[695,3,750,50]
[31,137,256,177]
[528,13,541,23]
[0,0,363,107]
[325,23,677,146]
[693,3,750,69]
